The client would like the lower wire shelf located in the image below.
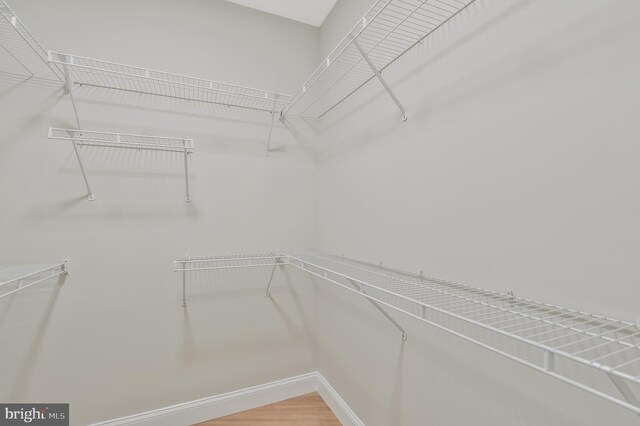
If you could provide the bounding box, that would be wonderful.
[175,253,289,306]
[177,250,640,416]
[0,261,68,299]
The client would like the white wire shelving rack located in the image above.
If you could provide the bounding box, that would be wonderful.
[284,0,475,121]
[174,253,289,307]
[48,127,194,202]
[181,250,640,417]
[0,0,63,80]
[0,261,68,300]
[48,51,291,156]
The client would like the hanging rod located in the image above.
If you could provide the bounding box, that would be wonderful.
[0,261,68,299]
[48,127,194,202]
[284,0,476,120]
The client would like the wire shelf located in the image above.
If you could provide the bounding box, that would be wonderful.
[284,0,475,119]
[0,261,68,299]
[48,127,194,153]
[175,253,289,272]
[175,253,289,306]
[284,251,640,415]
[0,0,63,80]
[48,51,291,113]
[48,127,194,202]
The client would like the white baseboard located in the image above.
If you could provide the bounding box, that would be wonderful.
[90,371,364,426]
[316,373,365,426]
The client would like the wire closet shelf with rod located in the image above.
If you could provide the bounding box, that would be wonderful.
[175,250,640,418]
[48,127,195,202]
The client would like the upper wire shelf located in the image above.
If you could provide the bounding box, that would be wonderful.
[0,0,63,80]
[48,127,194,153]
[283,251,640,416]
[48,51,291,113]
[284,0,475,119]
[0,261,68,299]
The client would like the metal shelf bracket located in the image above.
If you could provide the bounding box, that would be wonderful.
[352,39,408,122]
[265,255,287,298]
[266,94,279,156]
[348,278,407,341]
[61,60,96,201]
[608,373,640,418]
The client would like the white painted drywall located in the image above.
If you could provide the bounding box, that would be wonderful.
[2,0,640,424]
[0,1,319,424]
[314,0,640,424]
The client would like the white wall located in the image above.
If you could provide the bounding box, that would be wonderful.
[3,0,640,425]
[0,1,319,424]
[315,0,640,424]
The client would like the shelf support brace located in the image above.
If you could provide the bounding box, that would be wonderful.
[347,278,407,341]
[180,260,187,307]
[63,63,95,201]
[352,39,407,122]
[266,95,278,156]
[265,255,285,298]
[183,139,191,203]
[607,373,640,418]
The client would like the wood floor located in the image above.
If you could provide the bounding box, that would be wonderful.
[195,392,342,426]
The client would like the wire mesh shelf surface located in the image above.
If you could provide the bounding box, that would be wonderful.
[0,0,63,80]
[175,253,289,272]
[284,0,475,118]
[0,262,68,299]
[289,252,640,381]
[285,251,640,415]
[48,127,194,153]
[48,51,291,113]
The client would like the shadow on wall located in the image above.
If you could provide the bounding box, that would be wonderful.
[70,88,313,158]
[178,267,313,367]
[24,197,199,222]
[73,89,275,128]
[0,275,66,400]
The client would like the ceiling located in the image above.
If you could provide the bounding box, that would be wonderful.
[225,0,338,27]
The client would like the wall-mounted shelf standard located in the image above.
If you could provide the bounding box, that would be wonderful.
[48,51,290,155]
[48,127,194,202]
[0,261,68,299]
[0,0,63,80]
[174,253,289,307]
[190,250,640,417]
[284,0,475,121]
